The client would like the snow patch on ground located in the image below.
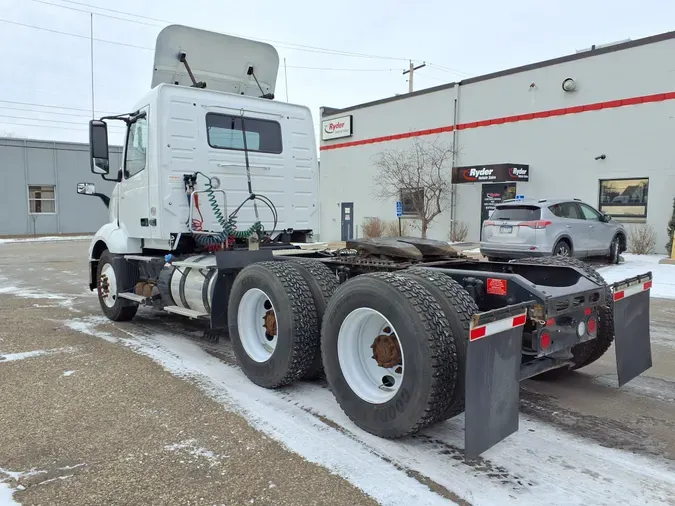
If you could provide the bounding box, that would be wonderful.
[65,317,118,343]
[598,254,675,299]
[164,439,228,467]
[0,235,93,245]
[0,286,80,311]
[0,347,77,363]
[66,316,675,506]
[0,482,20,506]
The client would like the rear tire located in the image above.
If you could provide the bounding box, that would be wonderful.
[553,240,572,257]
[511,256,614,378]
[399,268,478,419]
[321,272,458,438]
[96,250,138,322]
[285,259,339,380]
[228,261,319,388]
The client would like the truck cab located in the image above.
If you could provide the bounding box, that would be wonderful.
[79,24,319,281]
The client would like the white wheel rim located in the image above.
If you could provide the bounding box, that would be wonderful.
[99,263,117,308]
[237,288,278,363]
[337,308,404,404]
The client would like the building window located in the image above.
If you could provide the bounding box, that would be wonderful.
[599,178,648,220]
[28,185,56,214]
[400,187,424,217]
[206,113,283,154]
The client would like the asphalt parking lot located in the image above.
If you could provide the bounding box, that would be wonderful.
[1,239,675,506]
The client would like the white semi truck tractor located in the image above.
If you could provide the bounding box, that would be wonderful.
[79,24,655,457]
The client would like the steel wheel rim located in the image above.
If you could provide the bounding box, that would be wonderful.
[337,307,404,404]
[237,288,278,363]
[99,263,117,308]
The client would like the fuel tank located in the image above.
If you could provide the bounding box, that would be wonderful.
[158,255,217,314]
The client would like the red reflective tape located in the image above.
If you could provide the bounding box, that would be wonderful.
[644,280,653,290]
[470,326,487,341]
[512,314,527,327]
[320,91,675,151]
[613,290,625,301]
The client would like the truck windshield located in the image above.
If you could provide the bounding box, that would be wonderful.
[490,205,541,221]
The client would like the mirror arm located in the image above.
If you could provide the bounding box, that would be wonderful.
[94,193,110,208]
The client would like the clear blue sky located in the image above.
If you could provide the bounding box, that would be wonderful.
[2,0,674,146]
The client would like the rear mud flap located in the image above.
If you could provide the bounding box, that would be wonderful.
[612,273,653,387]
[464,301,532,458]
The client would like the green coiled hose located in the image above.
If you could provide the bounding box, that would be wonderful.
[195,175,262,247]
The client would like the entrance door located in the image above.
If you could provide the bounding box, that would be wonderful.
[341,202,354,241]
[480,183,516,229]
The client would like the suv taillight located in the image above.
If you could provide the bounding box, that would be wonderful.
[519,220,552,229]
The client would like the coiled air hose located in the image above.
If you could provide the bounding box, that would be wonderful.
[191,173,263,248]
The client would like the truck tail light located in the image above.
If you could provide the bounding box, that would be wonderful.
[587,315,598,336]
[519,220,552,229]
[540,330,552,350]
[483,221,495,227]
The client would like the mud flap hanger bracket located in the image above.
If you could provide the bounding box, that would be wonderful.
[611,271,653,387]
[464,300,534,459]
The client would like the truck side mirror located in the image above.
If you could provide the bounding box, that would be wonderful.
[77,182,96,195]
[76,182,110,208]
[89,119,110,175]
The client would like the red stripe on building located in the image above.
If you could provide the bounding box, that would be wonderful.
[320,91,675,151]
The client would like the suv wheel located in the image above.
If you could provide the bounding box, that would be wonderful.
[553,241,571,257]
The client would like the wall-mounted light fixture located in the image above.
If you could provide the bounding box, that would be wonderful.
[562,78,577,92]
[595,154,606,160]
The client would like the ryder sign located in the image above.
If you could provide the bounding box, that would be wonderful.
[452,163,529,184]
[322,115,353,141]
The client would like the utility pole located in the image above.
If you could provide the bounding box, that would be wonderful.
[402,60,426,93]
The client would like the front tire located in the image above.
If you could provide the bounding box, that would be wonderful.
[321,272,458,438]
[96,250,138,322]
[228,261,319,389]
[608,236,621,264]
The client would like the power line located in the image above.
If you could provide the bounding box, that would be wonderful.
[0,113,125,128]
[0,119,88,132]
[32,0,410,61]
[286,65,399,72]
[0,99,117,115]
[23,1,468,72]
[30,0,162,27]
[0,104,111,118]
[0,18,154,50]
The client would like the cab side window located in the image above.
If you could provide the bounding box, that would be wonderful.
[124,112,148,179]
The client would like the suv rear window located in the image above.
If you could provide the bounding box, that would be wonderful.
[490,205,541,221]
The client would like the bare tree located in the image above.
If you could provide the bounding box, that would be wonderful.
[372,137,455,238]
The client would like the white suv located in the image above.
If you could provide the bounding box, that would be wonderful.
[480,198,627,263]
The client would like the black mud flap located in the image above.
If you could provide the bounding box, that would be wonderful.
[464,301,533,458]
[612,272,653,387]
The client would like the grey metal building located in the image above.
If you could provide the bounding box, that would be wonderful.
[0,138,121,236]
[319,30,675,253]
